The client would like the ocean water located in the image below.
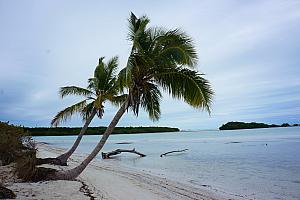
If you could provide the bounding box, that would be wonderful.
[35,127,300,200]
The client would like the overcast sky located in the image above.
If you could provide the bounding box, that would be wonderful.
[0,0,299,130]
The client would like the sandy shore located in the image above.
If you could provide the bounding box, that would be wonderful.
[1,143,239,200]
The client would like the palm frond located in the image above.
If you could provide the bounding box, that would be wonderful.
[93,94,103,109]
[156,68,213,113]
[128,12,150,43]
[51,100,87,127]
[105,56,119,91]
[106,56,119,77]
[59,86,94,99]
[80,102,95,121]
[154,28,198,67]
[140,82,161,121]
[94,57,107,89]
[87,78,98,92]
[118,60,134,90]
[108,94,129,107]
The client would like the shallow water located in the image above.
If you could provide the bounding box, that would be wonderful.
[35,127,300,200]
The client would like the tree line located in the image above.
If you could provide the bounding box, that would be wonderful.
[25,126,180,136]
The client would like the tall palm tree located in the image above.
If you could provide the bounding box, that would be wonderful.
[48,13,213,180]
[49,56,126,165]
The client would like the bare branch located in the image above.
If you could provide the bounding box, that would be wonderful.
[160,149,188,157]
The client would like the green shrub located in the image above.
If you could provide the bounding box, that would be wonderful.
[0,121,26,165]
[0,121,53,182]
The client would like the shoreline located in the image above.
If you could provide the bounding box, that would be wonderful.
[2,143,240,200]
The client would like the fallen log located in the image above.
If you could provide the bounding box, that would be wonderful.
[160,149,189,157]
[101,148,146,159]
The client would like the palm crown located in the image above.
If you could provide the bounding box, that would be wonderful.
[51,56,126,127]
[119,13,214,121]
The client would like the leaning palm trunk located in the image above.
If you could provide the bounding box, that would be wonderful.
[36,109,97,166]
[55,109,97,165]
[48,100,129,180]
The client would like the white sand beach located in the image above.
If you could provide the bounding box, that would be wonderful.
[1,143,239,200]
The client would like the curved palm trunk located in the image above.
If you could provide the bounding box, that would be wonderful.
[49,100,129,180]
[55,109,97,165]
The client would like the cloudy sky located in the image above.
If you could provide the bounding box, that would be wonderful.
[0,0,299,130]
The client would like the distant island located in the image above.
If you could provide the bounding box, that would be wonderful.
[219,121,299,130]
[25,126,180,136]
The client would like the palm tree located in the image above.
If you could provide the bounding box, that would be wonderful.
[48,13,213,180]
[48,56,126,165]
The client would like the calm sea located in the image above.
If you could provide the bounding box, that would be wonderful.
[35,127,300,200]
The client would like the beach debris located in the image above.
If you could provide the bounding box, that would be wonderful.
[160,149,189,157]
[0,185,16,199]
[101,148,146,159]
[77,179,96,200]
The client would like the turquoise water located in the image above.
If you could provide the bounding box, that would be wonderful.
[35,127,300,200]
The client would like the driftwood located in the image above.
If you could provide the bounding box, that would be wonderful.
[101,148,146,159]
[160,149,189,157]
